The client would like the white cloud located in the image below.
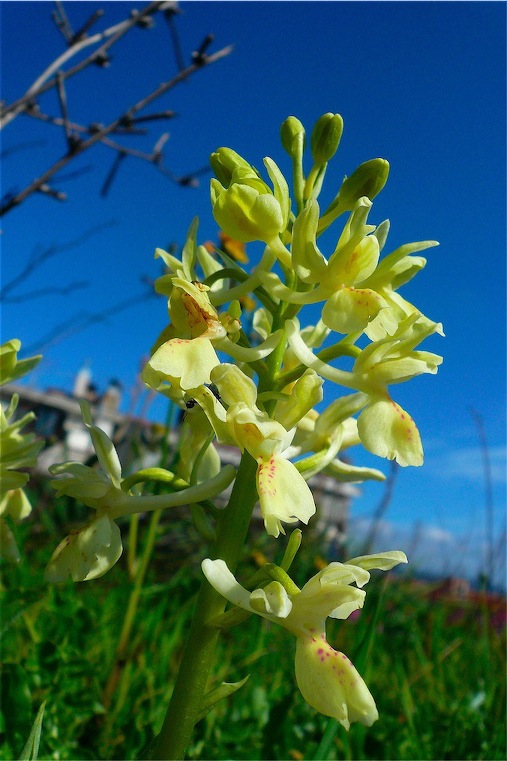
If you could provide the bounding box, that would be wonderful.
[430,444,507,483]
[418,524,454,543]
[347,517,505,590]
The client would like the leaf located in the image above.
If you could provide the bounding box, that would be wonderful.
[18,701,45,760]
[196,675,250,723]
[0,594,44,640]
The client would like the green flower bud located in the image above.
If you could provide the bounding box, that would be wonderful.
[318,158,390,232]
[210,148,254,188]
[211,173,284,244]
[275,369,324,431]
[337,159,390,213]
[310,113,343,165]
[280,116,306,159]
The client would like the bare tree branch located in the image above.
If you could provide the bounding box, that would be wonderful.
[70,8,105,45]
[52,0,74,45]
[24,281,158,355]
[100,152,127,198]
[26,106,151,136]
[55,71,80,152]
[37,183,67,202]
[1,2,166,127]
[0,42,232,215]
[0,220,118,299]
[3,281,89,304]
[192,34,215,66]
[0,139,46,158]
[1,2,233,214]
[163,3,186,72]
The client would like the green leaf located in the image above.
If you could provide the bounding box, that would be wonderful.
[182,217,199,281]
[196,676,250,723]
[18,701,45,760]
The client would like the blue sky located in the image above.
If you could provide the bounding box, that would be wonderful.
[2,1,506,586]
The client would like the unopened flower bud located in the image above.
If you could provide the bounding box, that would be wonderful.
[211,173,284,244]
[319,158,390,231]
[210,147,254,187]
[337,159,390,213]
[280,116,306,159]
[310,113,343,165]
[275,369,324,431]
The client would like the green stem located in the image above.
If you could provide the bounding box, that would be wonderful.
[151,267,296,759]
[102,509,162,712]
[151,452,259,760]
[127,513,139,580]
[112,466,235,519]
[292,153,305,215]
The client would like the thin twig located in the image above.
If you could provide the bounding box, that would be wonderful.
[100,136,157,161]
[37,184,66,202]
[0,220,117,299]
[164,4,186,72]
[125,110,177,124]
[55,71,76,150]
[52,1,74,45]
[192,34,215,66]
[1,1,165,128]
[3,281,89,304]
[70,8,105,45]
[100,152,127,197]
[26,107,149,136]
[0,44,233,215]
[24,285,157,355]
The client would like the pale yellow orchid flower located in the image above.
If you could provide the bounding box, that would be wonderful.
[202,550,407,729]
[190,364,316,537]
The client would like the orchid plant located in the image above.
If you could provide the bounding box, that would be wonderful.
[13,113,442,759]
[0,340,42,562]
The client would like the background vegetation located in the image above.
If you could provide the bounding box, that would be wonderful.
[2,477,505,761]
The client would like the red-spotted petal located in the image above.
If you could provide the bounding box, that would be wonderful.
[295,634,378,730]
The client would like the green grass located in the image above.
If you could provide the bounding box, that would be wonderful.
[1,492,505,761]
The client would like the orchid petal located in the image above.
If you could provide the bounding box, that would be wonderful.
[211,363,257,407]
[295,637,378,730]
[291,199,327,283]
[358,397,423,467]
[45,514,123,583]
[250,581,292,618]
[145,336,220,391]
[286,319,356,389]
[346,551,408,571]
[201,558,253,611]
[322,287,386,334]
[215,331,282,363]
[257,454,316,537]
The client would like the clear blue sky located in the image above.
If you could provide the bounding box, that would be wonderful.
[2,1,506,586]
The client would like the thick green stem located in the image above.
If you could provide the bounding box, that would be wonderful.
[151,453,259,760]
[151,281,292,760]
